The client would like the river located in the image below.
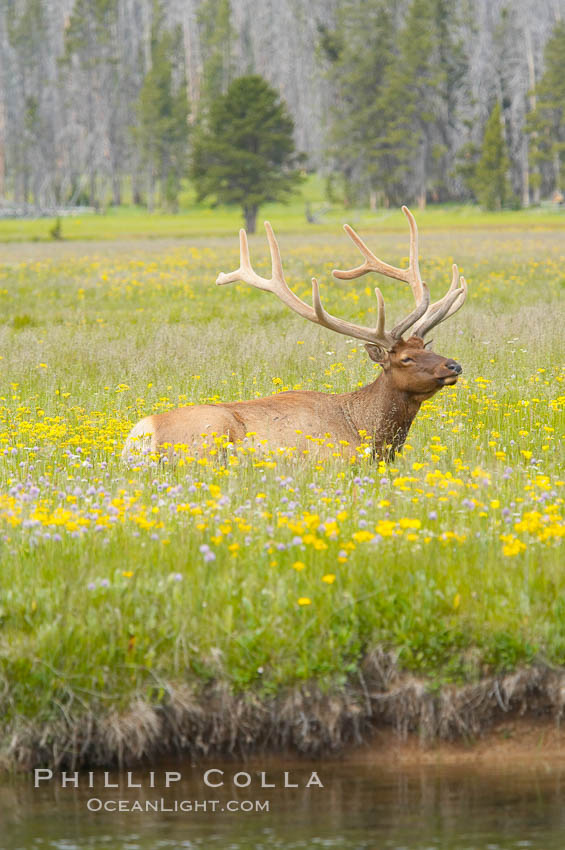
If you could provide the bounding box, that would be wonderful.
[2,757,565,848]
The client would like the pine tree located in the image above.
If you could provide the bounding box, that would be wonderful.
[380,0,436,205]
[135,3,189,212]
[527,22,565,197]
[378,0,464,206]
[473,103,512,210]
[321,0,396,206]
[323,0,465,208]
[190,75,303,232]
[196,0,235,113]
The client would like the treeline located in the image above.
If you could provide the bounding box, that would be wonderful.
[323,0,565,208]
[1,0,565,211]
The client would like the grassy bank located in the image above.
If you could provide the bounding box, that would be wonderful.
[0,218,563,767]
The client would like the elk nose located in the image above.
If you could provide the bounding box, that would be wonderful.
[446,359,462,374]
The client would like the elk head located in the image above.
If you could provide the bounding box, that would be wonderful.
[216,206,467,405]
[364,336,462,401]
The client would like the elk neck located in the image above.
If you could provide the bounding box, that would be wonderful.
[339,370,423,455]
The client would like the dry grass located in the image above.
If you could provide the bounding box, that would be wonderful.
[6,656,565,770]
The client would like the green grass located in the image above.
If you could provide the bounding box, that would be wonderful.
[2,176,565,242]
[0,212,563,753]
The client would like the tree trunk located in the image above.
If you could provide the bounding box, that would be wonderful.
[244,204,258,233]
[522,139,530,208]
[524,27,538,206]
[0,89,5,200]
[89,168,97,210]
[147,169,155,212]
[112,173,121,206]
[132,169,143,205]
[23,168,30,205]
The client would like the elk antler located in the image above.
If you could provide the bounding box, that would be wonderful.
[216,208,466,350]
[333,205,466,341]
[216,222,396,348]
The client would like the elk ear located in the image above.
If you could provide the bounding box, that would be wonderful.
[424,339,434,350]
[365,343,390,367]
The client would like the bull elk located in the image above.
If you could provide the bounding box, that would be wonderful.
[123,207,467,461]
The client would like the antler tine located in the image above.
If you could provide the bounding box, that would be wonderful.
[264,221,284,282]
[331,207,429,341]
[311,277,394,348]
[401,205,425,304]
[217,223,314,318]
[390,282,430,339]
[333,224,411,283]
[216,221,394,348]
[375,288,386,340]
[216,228,272,292]
[414,284,465,338]
[333,208,425,303]
[413,265,467,339]
[443,273,467,320]
[239,228,250,271]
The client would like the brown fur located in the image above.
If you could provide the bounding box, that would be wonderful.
[123,337,462,461]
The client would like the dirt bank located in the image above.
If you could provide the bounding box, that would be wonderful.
[346,716,565,765]
[4,654,565,771]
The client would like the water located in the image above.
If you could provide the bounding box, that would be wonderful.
[2,758,565,849]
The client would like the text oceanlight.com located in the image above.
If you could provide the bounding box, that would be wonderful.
[86,798,270,813]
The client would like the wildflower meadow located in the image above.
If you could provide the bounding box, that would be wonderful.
[0,211,563,758]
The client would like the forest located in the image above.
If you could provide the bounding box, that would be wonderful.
[1,0,565,211]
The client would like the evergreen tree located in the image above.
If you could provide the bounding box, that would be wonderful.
[191,75,303,232]
[453,140,480,198]
[379,0,464,206]
[321,0,396,207]
[196,0,235,113]
[135,3,189,212]
[472,103,512,210]
[323,0,465,207]
[527,22,565,197]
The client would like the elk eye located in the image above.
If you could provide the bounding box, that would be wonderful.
[401,356,414,364]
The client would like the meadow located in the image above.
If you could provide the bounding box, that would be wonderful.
[0,206,563,765]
